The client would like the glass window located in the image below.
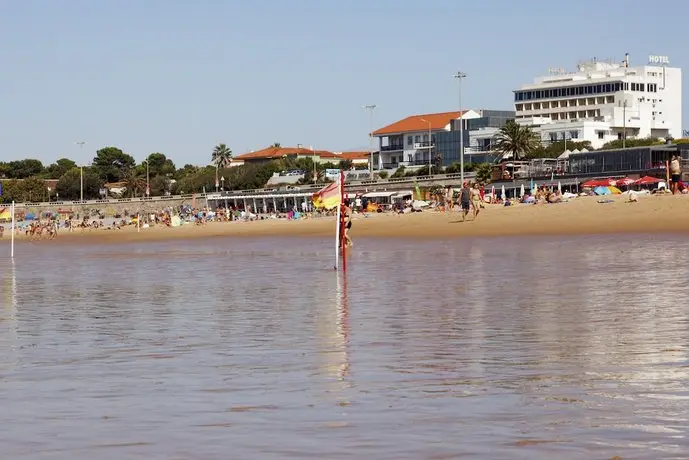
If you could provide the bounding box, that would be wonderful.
[414,135,420,143]
[407,136,413,146]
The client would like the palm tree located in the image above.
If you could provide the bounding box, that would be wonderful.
[494,120,541,160]
[123,170,146,198]
[211,143,233,168]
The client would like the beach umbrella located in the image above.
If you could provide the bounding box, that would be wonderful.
[607,186,622,194]
[557,181,562,194]
[634,176,662,185]
[490,186,495,203]
[520,183,525,197]
[501,185,506,201]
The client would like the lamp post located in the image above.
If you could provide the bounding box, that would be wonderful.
[420,118,432,174]
[144,159,150,197]
[221,176,225,191]
[364,104,376,176]
[76,141,86,201]
[453,71,467,185]
[622,99,627,149]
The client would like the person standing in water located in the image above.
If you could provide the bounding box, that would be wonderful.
[342,201,353,248]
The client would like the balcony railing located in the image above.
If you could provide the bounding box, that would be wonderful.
[380,145,404,152]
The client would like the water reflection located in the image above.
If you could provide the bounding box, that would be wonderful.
[0,260,18,371]
[2,235,689,458]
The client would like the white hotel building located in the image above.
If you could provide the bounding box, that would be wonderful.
[513,54,682,149]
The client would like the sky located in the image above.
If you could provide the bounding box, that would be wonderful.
[1,0,687,167]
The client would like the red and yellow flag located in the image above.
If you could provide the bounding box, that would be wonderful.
[312,181,341,210]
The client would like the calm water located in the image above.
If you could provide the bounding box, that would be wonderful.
[1,234,689,459]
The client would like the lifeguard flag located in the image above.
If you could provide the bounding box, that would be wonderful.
[312,181,341,210]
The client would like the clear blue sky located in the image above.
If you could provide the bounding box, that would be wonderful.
[1,0,686,166]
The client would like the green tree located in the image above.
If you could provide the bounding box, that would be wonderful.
[495,120,541,160]
[92,147,136,182]
[56,168,103,200]
[20,177,50,202]
[5,159,45,179]
[475,163,493,183]
[175,164,199,180]
[149,175,171,196]
[46,158,77,178]
[599,136,665,150]
[122,169,147,198]
[140,152,176,177]
[211,143,233,168]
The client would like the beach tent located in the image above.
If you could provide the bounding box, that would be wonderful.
[607,186,622,194]
[593,186,611,195]
[25,213,35,220]
[634,176,662,185]
[0,207,10,221]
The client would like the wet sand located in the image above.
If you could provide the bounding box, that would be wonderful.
[4,194,689,244]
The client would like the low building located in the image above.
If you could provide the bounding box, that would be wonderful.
[234,146,369,166]
[372,109,514,168]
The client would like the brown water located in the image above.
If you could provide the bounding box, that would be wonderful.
[1,235,689,459]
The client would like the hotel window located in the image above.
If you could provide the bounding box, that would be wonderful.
[407,136,413,146]
[570,130,579,139]
[597,131,605,139]
[423,134,429,142]
[414,135,420,143]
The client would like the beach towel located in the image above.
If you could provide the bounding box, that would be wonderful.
[597,199,614,204]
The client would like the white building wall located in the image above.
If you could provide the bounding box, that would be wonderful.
[514,56,682,147]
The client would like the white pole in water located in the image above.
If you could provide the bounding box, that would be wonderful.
[10,201,15,259]
[334,176,341,270]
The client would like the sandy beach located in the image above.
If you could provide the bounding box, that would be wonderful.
[3,194,689,245]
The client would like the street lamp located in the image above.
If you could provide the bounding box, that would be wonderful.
[364,104,376,176]
[420,118,432,174]
[453,71,467,185]
[143,159,150,197]
[76,141,86,201]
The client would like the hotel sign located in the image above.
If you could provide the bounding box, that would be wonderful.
[648,55,670,65]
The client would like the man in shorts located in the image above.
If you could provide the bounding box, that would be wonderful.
[670,155,681,194]
[459,181,471,221]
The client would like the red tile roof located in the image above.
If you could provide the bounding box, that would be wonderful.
[372,111,465,136]
[335,151,370,160]
[235,146,335,160]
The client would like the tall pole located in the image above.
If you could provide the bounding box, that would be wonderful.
[622,99,627,149]
[10,200,15,259]
[145,160,150,197]
[421,119,432,174]
[453,72,467,184]
[76,141,86,201]
[215,163,219,192]
[364,104,376,176]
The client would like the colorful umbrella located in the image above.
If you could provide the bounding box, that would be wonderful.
[582,178,615,188]
[616,177,635,187]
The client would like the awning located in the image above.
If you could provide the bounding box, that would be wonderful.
[391,191,413,199]
[363,191,396,198]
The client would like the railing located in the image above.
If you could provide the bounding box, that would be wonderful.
[380,145,404,152]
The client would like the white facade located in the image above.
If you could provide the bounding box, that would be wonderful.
[514,54,682,149]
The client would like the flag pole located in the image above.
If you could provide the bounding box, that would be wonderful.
[334,173,341,271]
[340,170,347,272]
[10,201,15,259]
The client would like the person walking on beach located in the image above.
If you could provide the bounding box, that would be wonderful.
[459,182,471,221]
[444,185,454,213]
[470,183,481,219]
[670,155,681,194]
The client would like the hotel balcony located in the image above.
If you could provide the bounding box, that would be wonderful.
[380,144,404,152]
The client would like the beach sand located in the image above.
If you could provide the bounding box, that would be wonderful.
[3,194,689,245]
